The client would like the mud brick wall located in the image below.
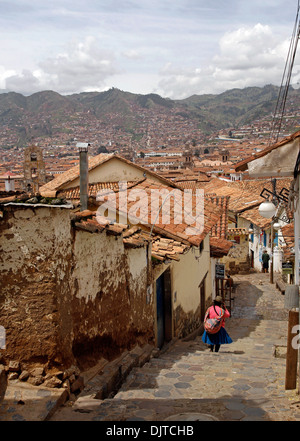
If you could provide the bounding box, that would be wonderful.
[174,304,202,339]
[0,206,154,368]
[0,206,74,366]
[71,229,154,365]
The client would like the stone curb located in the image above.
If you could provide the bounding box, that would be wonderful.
[0,343,165,421]
[77,344,156,402]
[0,367,7,404]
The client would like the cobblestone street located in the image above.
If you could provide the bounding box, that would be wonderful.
[51,273,300,421]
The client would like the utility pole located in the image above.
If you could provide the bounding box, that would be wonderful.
[270,178,277,284]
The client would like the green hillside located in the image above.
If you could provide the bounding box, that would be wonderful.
[0,85,299,144]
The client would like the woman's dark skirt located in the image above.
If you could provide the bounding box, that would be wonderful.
[202,327,233,346]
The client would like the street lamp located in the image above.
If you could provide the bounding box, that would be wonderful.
[258,200,276,219]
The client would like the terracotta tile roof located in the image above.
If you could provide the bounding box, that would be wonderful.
[123,227,189,260]
[40,153,115,194]
[40,153,179,196]
[281,223,294,244]
[58,180,142,200]
[235,130,300,172]
[91,178,222,246]
[71,210,129,236]
[72,212,190,262]
[204,180,261,213]
[151,237,189,261]
[281,222,295,261]
[109,178,222,246]
[71,178,233,258]
[237,207,272,228]
[228,228,248,235]
[202,177,292,216]
[231,177,293,195]
[175,177,211,190]
[207,195,230,239]
[205,195,233,256]
[210,237,233,258]
[0,195,20,204]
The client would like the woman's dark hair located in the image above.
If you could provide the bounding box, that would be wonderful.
[213,299,222,307]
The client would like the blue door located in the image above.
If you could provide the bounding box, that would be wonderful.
[156,274,165,349]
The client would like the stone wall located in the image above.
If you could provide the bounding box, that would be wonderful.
[221,238,251,275]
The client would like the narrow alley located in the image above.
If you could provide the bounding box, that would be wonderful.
[51,272,300,422]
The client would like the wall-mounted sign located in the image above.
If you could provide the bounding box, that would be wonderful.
[215,263,225,279]
[282,261,293,275]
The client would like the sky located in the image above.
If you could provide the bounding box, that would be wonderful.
[1,0,300,99]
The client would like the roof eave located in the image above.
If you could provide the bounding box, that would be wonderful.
[235,132,300,176]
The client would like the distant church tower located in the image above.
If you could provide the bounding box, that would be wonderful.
[184,148,193,169]
[221,149,229,162]
[23,145,46,193]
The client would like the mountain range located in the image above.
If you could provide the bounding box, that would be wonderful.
[1,85,299,146]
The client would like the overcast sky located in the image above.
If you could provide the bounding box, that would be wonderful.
[1,0,300,99]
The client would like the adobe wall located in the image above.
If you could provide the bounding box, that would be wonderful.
[71,229,154,366]
[0,206,154,369]
[152,235,211,341]
[64,156,163,188]
[171,235,211,338]
[0,206,74,366]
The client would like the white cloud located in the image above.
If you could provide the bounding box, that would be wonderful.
[3,36,119,95]
[0,66,17,90]
[122,50,142,60]
[157,24,298,99]
[5,69,41,95]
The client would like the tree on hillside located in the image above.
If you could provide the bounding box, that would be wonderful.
[97,145,108,154]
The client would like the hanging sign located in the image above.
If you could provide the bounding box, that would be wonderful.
[282,261,293,275]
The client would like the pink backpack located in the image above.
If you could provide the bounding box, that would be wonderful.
[204,306,225,334]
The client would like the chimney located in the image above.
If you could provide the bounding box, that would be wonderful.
[77,143,89,211]
[4,173,15,192]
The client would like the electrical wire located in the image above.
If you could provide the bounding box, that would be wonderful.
[269,0,300,145]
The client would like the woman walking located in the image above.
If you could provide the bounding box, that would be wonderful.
[202,296,232,352]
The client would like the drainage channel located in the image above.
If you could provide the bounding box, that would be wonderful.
[78,344,158,402]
